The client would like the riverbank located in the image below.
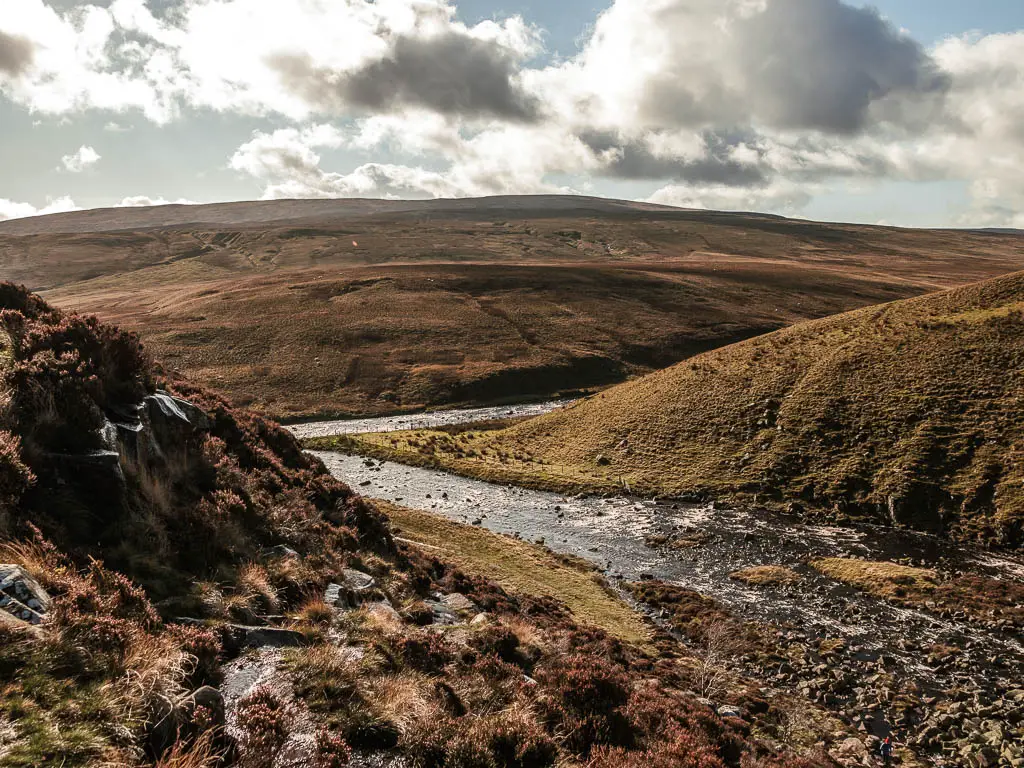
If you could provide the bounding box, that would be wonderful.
[311,448,1024,766]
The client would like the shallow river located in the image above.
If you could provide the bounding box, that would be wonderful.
[306,405,1024,751]
[287,399,572,440]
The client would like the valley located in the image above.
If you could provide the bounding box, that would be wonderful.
[297,404,1024,765]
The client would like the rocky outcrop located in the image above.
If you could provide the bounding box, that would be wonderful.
[0,565,50,626]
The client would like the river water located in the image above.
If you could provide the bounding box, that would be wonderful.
[287,399,572,440]
[305,405,1024,755]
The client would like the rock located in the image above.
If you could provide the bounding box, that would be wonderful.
[440,593,477,614]
[223,624,308,652]
[471,612,491,626]
[0,565,51,625]
[261,545,299,560]
[716,705,743,719]
[0,608,43,638]
[324,568,382,609]
[146,391,211,431]
[595,454,610,466]
[424,601,460,626]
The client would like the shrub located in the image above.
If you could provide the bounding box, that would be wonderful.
[537,654,633,756]
[315,729,352,768]
[236,686,292,766]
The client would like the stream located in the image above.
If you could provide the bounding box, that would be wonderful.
[301,405,1024,760]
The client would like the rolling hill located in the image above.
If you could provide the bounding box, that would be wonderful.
[6,196,1024,418]
[334,270,1024,547]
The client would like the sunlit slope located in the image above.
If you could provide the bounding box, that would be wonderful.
[482,271,1024,545]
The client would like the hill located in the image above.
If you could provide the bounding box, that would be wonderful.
[0,284,837,767]
[328,270,1024,548]
[7,197,1020,419]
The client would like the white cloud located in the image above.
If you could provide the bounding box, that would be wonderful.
[0,195,79,221]
[1,0,1024,220]
[649,180,815,213]
[60,145,101,173]
[116,195,196,207]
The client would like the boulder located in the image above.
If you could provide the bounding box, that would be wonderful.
[0,608,43,638]
[147,391,211,431]
[440,593,477,614]
[424,600,460,626]
[223,624,308,652]
[324,568,382,609]
[0,565,51,625]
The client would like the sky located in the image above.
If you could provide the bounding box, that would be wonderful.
[1,1,1024,227]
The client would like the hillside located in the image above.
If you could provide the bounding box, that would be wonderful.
[0,284,841,767]
[328,270,1024,548]
[1,196,1021,418]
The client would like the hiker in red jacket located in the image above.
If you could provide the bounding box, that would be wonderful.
[880,736,893,766]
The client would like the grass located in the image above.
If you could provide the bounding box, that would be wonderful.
[729,566,801,586]
[378,501,651,646]
[336,271,1024,548]
[28,201,1024,420]
[811,558,1024,628]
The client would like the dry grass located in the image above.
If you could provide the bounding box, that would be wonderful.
[26,200,1024,420]
[810,558,938,595]
[351,271,1024,547]
[810,557,1024,628]
[729,565,801,586]
[379,502,651,646]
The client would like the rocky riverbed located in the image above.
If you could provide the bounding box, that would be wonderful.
[312,446,1024,767]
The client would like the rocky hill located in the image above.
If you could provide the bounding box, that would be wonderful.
[0,284,828,767]
[344,271,1024,548]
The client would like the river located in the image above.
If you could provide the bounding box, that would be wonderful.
[303,404,1024,759]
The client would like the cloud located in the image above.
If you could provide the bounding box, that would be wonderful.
[270,30,540,121]
[3,0,1024,221]
[0,195,79,222]
[60,145,101,173]
[0,29,34,77]
[648,180,815,213]
[116,195,196,207]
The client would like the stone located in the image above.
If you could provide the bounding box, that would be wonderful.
[261,545,299,560]
[324,568,381,609]
[146,391,211,431]
[425,601,460,626]
[0,565,51,624]
[716,705,743,719]
[0,608,43,638]
[223,624,308,652]
[440,593,477,614]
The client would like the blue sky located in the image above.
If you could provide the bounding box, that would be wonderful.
[1,0,1023,227]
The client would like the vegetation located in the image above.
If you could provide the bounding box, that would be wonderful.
[380,501,651,645]
[342,271,1024,548]
[0,283,833,767]
[19,198,1024,419]
[811,558,1024,629]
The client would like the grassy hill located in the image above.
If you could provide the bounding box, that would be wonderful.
[3,196,1022,418]
[326,271,1024,548]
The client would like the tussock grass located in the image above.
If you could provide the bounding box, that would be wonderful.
[729,565,801,586]
[379,502,651,646]
[810,559,937,595]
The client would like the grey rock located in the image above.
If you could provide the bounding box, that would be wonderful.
[0,565,51,623]
[440,593,477,614]
[224,624,308,651]
[425,601,460,626]
[146,391,211,431]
